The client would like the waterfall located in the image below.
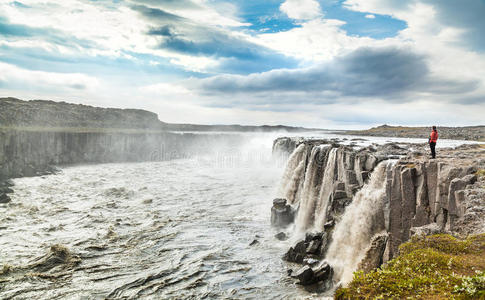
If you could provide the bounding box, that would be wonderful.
[277,144,309,204]
[294,145,331,231]
[313,148,338,230]
[324,162,389,285]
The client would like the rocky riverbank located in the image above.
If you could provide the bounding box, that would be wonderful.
[343,124,485,142]
[271,137,485,295]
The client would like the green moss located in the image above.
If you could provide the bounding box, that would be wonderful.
[335,234,485,299]
[476,169,485,179]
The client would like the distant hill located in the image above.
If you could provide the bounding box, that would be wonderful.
[345,124,485,141]
[0,97,321,132]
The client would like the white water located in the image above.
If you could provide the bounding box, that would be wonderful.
[1,131,480,299]
[324,162,389,285]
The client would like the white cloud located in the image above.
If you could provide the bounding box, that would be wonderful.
[254,19,376,62]
[0,61,99,91]
[279,0,323,20]
[365,14,376,18]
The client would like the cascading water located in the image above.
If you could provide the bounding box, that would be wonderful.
[324,161,389,285]
[313,148,338,230]
[277,144,309,204]
[294,145,331,231]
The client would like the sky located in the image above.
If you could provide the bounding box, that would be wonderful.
[0,0,484,129]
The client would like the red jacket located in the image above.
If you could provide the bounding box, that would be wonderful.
[429,130,438,143]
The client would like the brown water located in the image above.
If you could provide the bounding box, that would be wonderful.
[0,137,326,299]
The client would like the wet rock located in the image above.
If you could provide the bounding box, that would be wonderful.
[249,239,259,246]
[271,198,295,227]
[324,219,335,229]
[361,171,370,182]
[0,193,11,203]
[0,187,14,194]
[275,232,288,241]
[306,239,321,254]
[29,244,81,273]
[313,262,333,283]
[357,232,388,273]
[333,190,347,200]
[291,265,315,285]
[0,179,14,187]
[283,240,306,263]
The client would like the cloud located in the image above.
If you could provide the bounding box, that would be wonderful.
[0,61,99,92]
[186,47,478,103]
[280,0,323,20]
[365,14,376,19]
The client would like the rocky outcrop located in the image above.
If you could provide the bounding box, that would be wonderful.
[275,137,485,291]
[271,198,295,227]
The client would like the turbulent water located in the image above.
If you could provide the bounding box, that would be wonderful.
[0,132,481,299]
[0,135,321,300]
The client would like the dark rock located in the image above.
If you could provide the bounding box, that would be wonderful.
[283,240,306,263]
[334,181,345,191]
[0,179,14,187]
[361,171,370,182]
[249,239,259,246]
[305,231,324,243]
[306,239,321,254]
[333,190,347,200]
[287,269,293,276]
[275,232,288,241]
[291,265,315,285]
[0,193,11,203]
[0,187,14,194]
[324,219,335,229]
[313,262,333,283]
[271,198,295,227]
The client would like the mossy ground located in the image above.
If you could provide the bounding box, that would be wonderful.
[335,234,485,299]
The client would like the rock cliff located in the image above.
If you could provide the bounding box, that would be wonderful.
[272,137,485,291]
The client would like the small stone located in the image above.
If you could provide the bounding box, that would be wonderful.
[275,232,288,241]
[249,239,259,246]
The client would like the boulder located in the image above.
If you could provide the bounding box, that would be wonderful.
[291,265,315,285]
[283,240,306,263]
[313,262,333,283]
[271,198,295,227]
[306,239,321,254]
[274,232,288,241]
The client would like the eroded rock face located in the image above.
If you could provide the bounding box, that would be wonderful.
[358,233,388,273]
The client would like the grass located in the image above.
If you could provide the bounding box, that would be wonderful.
[335,234,485,299]
[476,169,485,179]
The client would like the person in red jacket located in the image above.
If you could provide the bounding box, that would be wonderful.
[428,126,438,159]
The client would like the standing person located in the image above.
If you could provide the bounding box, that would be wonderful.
[428,126,438,159]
